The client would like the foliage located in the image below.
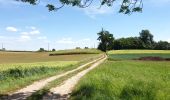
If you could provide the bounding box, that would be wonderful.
[37,48,46,52]
[16,0,143,14]
[139,30,154,49]
[84,47,89,49]
[103,29,170,50]
[113,37,143,50]
[154,41,170,50]
[52,48,56,51]
[70,60,170,100]
[97,29,114,52]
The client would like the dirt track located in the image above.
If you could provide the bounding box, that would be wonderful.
[42,55,107,100]
[1,55,105,100]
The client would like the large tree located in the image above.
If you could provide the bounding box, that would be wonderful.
[139,30,154,49]
[97,29,114,52]
[16,0,143,14]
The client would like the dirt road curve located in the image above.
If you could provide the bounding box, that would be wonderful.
[1,55,105,100]
[42,56,107,100]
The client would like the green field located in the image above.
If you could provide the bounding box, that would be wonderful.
[108,50,170,54]
[70,50,170,100]
[0,50,102,94]
[108,50,170,60]
[71,61,170,100]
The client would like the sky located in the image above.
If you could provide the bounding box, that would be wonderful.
[0,0,170,51]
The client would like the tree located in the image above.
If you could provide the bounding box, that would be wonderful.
[16,0,143,14]
[154,41,170,50]
[97,29,114,52]
[84,47,89,49]
[52,48,56,51]
[113,37,143,50]
[139,30,154,49]
[38,48,45,52]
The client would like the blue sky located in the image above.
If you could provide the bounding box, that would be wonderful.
[0,0,170,51]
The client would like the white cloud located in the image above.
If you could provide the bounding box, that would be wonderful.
[37,36,47,40]
[82,6,114,18]
[21,32,29,35]
[56,38,75,44]
[30,30,40,35]
[26,26,37,30]
[0,36,5,38]
[6,26,18,32]
[18,35,31,42]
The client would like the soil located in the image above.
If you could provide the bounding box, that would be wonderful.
[134,56,170,61]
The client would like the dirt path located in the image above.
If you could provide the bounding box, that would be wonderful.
[1,55,104,100]
[42,56,107,100]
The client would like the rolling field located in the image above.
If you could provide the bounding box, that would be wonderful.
[70,50,170,100]
[108,50,170,60]
[108,50,170,54]
[0,51,100,64]
[0,49,102,94]
[49,49,102,55]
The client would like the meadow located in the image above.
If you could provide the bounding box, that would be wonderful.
[70,50,170,100]
[0,49,102,94]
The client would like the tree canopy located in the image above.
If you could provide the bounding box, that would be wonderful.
[16,0,143,14]
[97,29,170,50]
[97,29,114,52]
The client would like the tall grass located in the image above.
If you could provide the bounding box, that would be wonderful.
[0,61,77,94]
[70,61,170,100]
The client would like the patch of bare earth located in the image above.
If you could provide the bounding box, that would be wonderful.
[134,56,170,61]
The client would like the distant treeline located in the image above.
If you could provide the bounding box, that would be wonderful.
[113,30,170,50]
[97,29,170,52]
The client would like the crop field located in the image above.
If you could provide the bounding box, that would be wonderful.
[108,50,170,54]
[0,51,100,64]
[70,50,170,100]
[0,61,77,94]
[0,49,102,94]
[49,49,102,56]
[108,50,170,60]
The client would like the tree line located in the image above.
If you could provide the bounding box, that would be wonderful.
[97,29,170,52]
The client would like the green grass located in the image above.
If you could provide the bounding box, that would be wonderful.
[107,50,170,60]
[108,54,170,60]
[108,50,170,54]
[0,61,77,94]
[70,61,170,100]
[49,49,102,56]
